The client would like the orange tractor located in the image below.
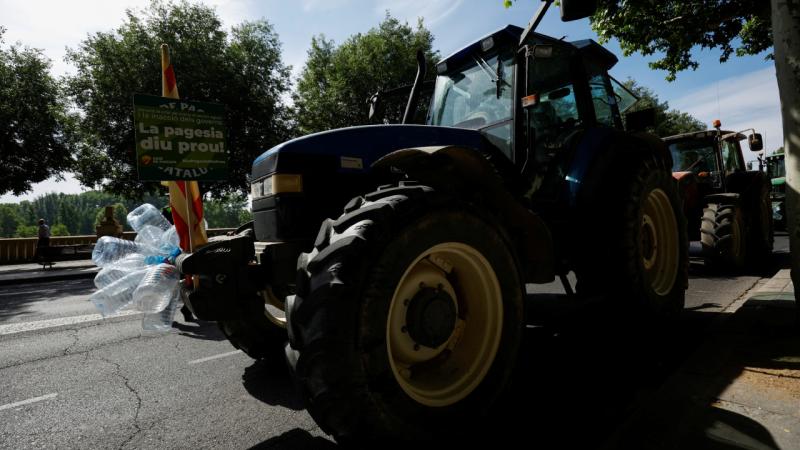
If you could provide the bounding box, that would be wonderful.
[665,121,772,269]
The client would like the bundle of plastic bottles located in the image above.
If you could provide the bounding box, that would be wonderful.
[89,204,184,331]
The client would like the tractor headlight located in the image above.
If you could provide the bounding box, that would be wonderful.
[251,174,302,199]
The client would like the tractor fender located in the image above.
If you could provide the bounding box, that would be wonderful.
[704,192,741,204]
[373,145,555,283]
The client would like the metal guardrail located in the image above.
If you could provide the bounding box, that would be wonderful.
[0,228,235,264]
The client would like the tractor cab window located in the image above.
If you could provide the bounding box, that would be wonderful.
[526,45,580,156]
[430,52,514,129]
[588,74,618,128]
[768,157,785,178]
[668,139,723,187]
[721,139,744,173]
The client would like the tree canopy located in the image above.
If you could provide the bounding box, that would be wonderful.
[0,28,76,196]
[623,80,707,137]
[590,1,772,81]
[293,14,438,135]
[65,0,292,199]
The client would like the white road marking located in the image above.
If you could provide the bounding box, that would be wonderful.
[0,311,139,336]
[187,350,243,365]
[0,393,58,412]
[0,290,44,296]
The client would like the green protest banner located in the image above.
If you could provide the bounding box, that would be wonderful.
[133,94,228,181]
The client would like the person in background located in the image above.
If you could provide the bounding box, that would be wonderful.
[37,218,51,248]
[161,206,198,324]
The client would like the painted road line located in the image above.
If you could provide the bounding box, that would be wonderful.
[188,350,243,365]
[0,311,139,336]
[0,393,58,412]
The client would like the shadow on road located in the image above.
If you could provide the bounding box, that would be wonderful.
[242,358,305,411]
[244,245,796,448]
[248,428,337,449]
[170,320,228,342]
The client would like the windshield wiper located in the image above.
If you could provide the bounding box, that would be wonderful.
[472,56,498,83]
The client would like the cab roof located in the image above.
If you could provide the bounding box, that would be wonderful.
[436,24,617,74]
[664,130,744,142]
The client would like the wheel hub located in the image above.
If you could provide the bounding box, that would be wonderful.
[641,215,658,269]
[405,286,457,349]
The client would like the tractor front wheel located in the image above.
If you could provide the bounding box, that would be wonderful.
[288,184,524,443]
[701,203,747,270]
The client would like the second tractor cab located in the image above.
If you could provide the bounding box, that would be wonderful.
[665,121,773,268]
[766,152,787,229]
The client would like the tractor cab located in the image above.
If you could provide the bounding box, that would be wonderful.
[665,125,760,193]
[427,26,642,202]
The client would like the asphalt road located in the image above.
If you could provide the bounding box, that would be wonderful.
[0,234,790,449]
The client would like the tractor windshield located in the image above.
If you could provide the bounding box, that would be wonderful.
[768,156,785,179]
[668,139,719,174]
[430,51,514,129]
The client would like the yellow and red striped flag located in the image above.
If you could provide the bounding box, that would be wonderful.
[160,44,208,252]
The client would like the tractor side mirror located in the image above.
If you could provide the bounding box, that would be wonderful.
[560,0,597,21]
[748,133,763,152]
[624,107,656,132]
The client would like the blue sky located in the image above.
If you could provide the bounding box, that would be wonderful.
[0,0,782,202]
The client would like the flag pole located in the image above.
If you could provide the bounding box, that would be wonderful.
[160,44,208,254]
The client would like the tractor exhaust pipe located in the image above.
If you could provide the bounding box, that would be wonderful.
[402,50,426,125]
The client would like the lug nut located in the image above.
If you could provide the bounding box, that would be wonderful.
[401,326,408,333]
[414,344,420,351]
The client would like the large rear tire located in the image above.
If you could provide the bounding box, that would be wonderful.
[288,184,524,443]
[577,152,688,316]
[701,202,747,270]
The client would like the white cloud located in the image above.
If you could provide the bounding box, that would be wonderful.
[374,0,463,27]
[0,173,88,204]
[669,67,784,158]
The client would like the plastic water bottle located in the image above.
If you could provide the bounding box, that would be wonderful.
[135,225,165,247]
[142,291,181,332]
[92,237,156,268]
[94,254,146,289]
[160,226,179,248]
[133,263,180,313]
[127,204,170,232]
[90,268,149,316]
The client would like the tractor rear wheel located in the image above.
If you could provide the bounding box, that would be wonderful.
[287,184,524,443]
[701,203,747,269]
[577,153,687,316]
[218,289,287,360]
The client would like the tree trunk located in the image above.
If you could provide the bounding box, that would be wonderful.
[771,0,800,312]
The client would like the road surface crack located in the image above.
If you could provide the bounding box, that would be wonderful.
[92,355,144,450]
[62,328,80,356]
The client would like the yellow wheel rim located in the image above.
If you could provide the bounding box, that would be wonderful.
[386,242,503,407]
[261,288,286,328]
[641,188,679,296]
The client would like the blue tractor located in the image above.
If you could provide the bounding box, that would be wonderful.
[177,1,688,443]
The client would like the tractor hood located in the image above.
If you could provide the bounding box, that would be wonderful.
[251,124,484,179]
